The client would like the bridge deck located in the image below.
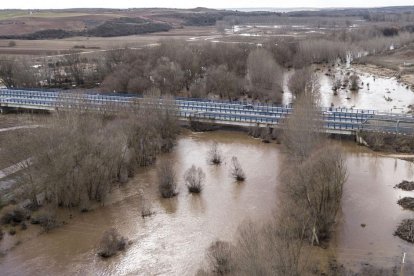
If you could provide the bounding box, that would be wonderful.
[1,88,414,135]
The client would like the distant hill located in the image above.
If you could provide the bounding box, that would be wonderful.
[231,8,320,13]
[0,6,413,39]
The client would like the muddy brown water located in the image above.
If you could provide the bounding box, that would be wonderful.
[0,130,413,275]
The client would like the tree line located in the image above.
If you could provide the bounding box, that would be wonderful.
[0,92,179,209]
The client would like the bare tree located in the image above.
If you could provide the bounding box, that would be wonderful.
[208,142,222,165]
[98,228,127,258]
[281,145,347,244]
[207,240,235,274]
[288,67,320,98]
[184,165,206,193]
[233,215,309,276]
[349,74,360,91]
[247,48,283,102]
[64,51,85,86]
[151,57,185,94]
[230,156,246,181]
[205,65,243,100]
[0,58,16,87]
[157,160,177,198]
[0,58,38,88]
[281,90,323,163]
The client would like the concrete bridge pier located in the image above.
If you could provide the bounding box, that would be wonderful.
[355,131,369,146]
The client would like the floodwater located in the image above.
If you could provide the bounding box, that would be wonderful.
[332,144,414,271]
[1,131,414,275]
[319,66,414,113]
[283,65,414,113]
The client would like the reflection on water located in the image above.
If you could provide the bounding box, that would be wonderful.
[333,142,414,271]
[1,132,414,275]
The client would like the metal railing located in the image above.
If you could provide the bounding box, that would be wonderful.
[2,88,414,134]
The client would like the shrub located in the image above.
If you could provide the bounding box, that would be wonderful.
[395,180,414,191]
[184,165,206,193]
[158,161,177,198]
[395,219,414,243]
[349,74,360,91]
[0,206,27,225]
[9,228,16,235]
[207,240,235,274]
[208,142,222,165]
[230,157,246,181]
[31,211,58,232]
[20,222,27,230]
[98,228,127,258]
[141,198,154,218]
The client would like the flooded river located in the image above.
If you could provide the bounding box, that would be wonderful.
[0,130,413,275]
[283,64,414,113]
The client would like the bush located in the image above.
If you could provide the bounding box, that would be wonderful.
[140,197,154,218]
[395,219,414,243]
[31,211,58,232]
[0,206,27,225]
[349,74,360,91]
[20,222,27,230]
[207,240,235,274]
[158,161,177,198]
[98,228,127,258]
[230,157,246,181]
[184,165,206,193]
[395,180,414,191]
[208,142,222,165]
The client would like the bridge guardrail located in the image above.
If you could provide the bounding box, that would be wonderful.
[3,88,414,134]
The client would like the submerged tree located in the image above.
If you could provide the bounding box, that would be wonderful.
[247,48,283,102]
[230,156,246,181]
[98,228,127,258]
[184,165,206,193]
[157,160,177,198]
[281,90,324,163]
[349,74,360,91]
[288,67,320,98]
[208,142,223,165]
[281,145,347,244]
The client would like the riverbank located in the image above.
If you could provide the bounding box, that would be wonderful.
[353,63,414,88]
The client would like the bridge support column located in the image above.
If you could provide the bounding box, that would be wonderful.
[355,131,369,146]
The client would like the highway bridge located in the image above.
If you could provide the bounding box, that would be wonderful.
[1,88,414,135]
